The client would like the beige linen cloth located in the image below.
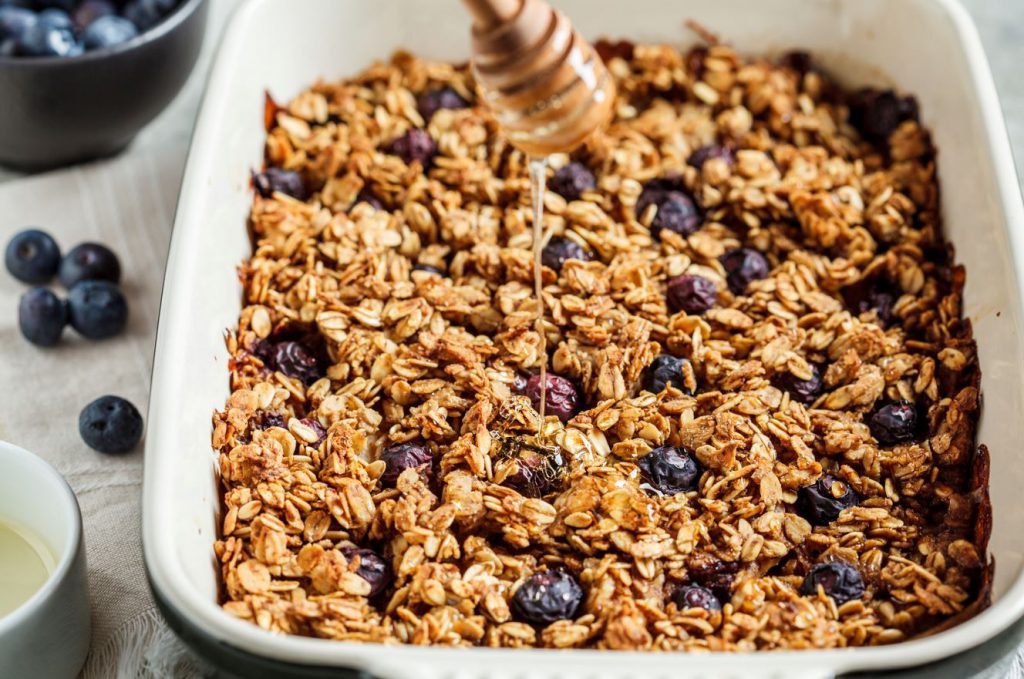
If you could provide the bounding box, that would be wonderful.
[0,152,210,678]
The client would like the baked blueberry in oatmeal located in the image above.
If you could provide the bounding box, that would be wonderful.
[213,41,989,651]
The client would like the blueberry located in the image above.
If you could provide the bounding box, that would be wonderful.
[688,558,741,600]
[33,0,74,11]
[0,5,33,43]
[299,417,327,447]
[16,20,76,56]
[636,179,701,239]
[270,340,322,384]
[252,167,306,200]
[72,0,115,31]
[641,354,693,395]
[36,7,69,29]
[849,88,919,143]
[637,445,701,496]
[687,144,735,169]
[379,441,433,487]
[354,189,383,211]
[512,570,583,626]
[416,86,469,121]
[501,444,565,498]
[779,50,813,76]
[121,0,175,31]
[58,242,121,288]
[798,474,860,526]
[339,545,390,598]
[773,364,824,405]
[720,248,770,294]
[842,277,899,327]
[800,562,865,604]
[549,162,596,202]
[18,287,66,346]
[512,370,529,393]
[523,373,579,423]
[5,229,61,283]
[253,411,285,430]
[387,128,436,168]
[541,236,591,273]
[869,401,919,446]
[79,395,144,454]
[66,280,127,339]
[411,263,446,277]
[666,274,717,315]
[673,584,721,611]
[82,15,137,50]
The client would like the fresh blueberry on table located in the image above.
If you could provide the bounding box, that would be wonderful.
[869,400,919,446]
[252,167,306,201]
[637,445,702,496]
[379,441,433,488]
[67,279,128,339]
[720,247,770,294]
[387,128,436,168]
[59,241,121,287]
[416,86,469,121]
[687,144,735,169]
[339,545,390,598]
[641,354,693,395]
[512,570,583,626]
[82,14,137,50]
[79,394,144,454]
[549,162,596,202]
[18,287,66,346]
[72,0,115,31]
[772,364,824,405]
[666,274,717,315]
[5,228,61,283]
[636,178,701,239]
[800,562,865,604]
[798,474,860,526]
[673,584,722,611]
[523,373,579,423]
[540,235,591,273]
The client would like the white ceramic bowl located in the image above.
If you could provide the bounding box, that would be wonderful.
[144,0,1024,676]
[0,441,90,679]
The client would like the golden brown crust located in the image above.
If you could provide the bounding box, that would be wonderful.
[210,42,990,650]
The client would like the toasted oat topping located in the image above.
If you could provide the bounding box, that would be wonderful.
[212,42,990,650]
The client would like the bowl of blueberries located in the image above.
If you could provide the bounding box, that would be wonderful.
[0,0,207,170]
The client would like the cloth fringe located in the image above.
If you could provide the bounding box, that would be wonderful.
[82,607,209,678]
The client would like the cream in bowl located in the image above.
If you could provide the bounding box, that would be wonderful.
[0,441,90,679]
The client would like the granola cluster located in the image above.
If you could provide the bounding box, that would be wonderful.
[212,41,990,650]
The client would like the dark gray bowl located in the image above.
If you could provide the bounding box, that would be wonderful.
[0,0,208,171]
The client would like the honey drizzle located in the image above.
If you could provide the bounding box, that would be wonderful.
[528,156,549,436]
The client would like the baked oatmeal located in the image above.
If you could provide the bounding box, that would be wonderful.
[211,40,991,650]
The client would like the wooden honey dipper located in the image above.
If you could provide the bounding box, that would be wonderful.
[461,0,616,156]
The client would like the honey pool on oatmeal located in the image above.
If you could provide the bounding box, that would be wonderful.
[212,41,989,650]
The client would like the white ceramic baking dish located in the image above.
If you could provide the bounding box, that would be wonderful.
[143,0,1024,676]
